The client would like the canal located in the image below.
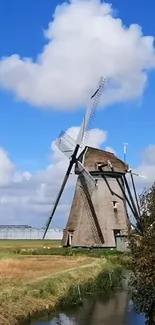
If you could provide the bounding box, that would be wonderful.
[32,290,145,325]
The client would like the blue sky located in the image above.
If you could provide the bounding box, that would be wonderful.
[0,0,154,226]
[0,0,154,168]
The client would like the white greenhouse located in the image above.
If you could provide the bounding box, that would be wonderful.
[0,225,63,240]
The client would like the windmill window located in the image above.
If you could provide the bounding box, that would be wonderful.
[95,179,98,186]
[96,162,107,168]
[112,201,118,209]
[96,162,102,166]
[114,229,121,237]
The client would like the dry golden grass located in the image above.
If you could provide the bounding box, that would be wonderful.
[0,255,92,290]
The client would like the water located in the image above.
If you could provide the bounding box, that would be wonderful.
[33,291,145,325]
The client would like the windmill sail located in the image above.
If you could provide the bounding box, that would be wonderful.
[75,160,104,244]
[76,77,106,146]
[43,166,71,239]
[79,183,104,245]
[75,161,96,195]
[42,144,80,239]
[42,76,106,239]
[129,171,147,179]
[55,131,76,159]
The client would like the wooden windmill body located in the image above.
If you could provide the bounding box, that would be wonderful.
[62,147,129,248]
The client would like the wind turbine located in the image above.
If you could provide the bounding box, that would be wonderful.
[42,77,106,239]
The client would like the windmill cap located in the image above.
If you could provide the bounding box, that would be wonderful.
[79,146,128,174]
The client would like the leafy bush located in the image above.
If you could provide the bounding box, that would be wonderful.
[129,183,155,325]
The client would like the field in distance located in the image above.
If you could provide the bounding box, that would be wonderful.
[0,239,61,249]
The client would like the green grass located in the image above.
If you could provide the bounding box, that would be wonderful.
[0,239,61,248]
[19,247,122,257]
[0,241,130,267]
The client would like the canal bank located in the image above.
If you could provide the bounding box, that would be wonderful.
[0,258,125,325]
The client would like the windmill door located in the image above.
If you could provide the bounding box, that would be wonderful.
[67,231,74,246]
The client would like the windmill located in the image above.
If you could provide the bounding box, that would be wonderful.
[42,76,106,240]
[61,147,145,248]
[42,77,144,248]
[62,147,129,248]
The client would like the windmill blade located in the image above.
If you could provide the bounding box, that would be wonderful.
[76,161,96,196]
[55,130,76,159]
[42,161,74,239]
[42,77,106,239]
[77,163,104,245]
[131,172,147,179]
[76,77,106,147]
[43,172,70,239]
[106,160,142,226]
[127,168,147,179]
[43,142,81,239]
[129,172,141,216]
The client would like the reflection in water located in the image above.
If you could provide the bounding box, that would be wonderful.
[76,291,128,325]
[127,301,145,325]
[34,291,145,325]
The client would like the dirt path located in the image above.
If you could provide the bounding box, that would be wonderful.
[26,257,105,284]
[0,258,105,295]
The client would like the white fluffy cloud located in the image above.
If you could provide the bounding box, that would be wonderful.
[0,127,107,227]
[0,0,154,109]
[133,145,155,189]
[105,146,116,155]
[0,148,15,186]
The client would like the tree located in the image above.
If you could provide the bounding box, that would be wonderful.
[129,183,155,324]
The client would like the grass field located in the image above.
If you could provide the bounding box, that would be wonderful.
[0,239,128,261]
[0,254,106,325]
[0,240,127,291]
[0,255,93,291]
[0,256,124,325]
[0,239,61,249]
[0,241,127,325]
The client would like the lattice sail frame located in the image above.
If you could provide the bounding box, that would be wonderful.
[42,76,106,239]
[55,131,76,159]
[55,77,106,158]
